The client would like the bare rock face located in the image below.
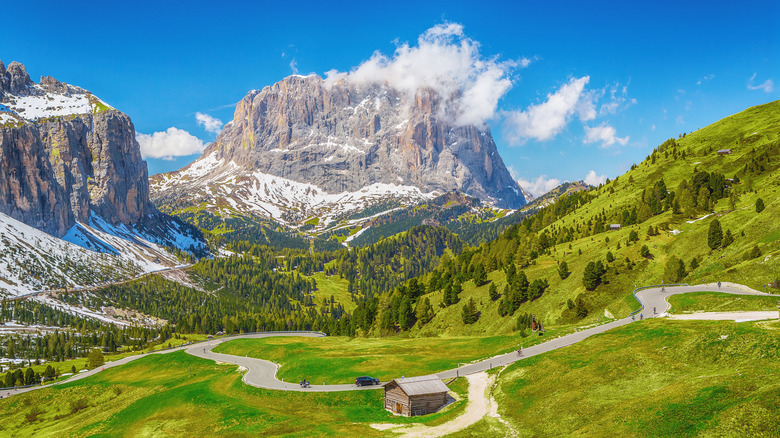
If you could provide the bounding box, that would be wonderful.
[0,110,153,236]
[214,75,523,207]
[155,74,524,223]
[6,61,33,94]
[0,61,155,237]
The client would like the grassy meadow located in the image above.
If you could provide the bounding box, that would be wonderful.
[491,319,780,437]
[667,292,780,313]
[213,333,547,383]
[0,351,470,437]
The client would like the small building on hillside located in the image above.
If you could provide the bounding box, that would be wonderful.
[383,375,450,417]
[717,149,733,155]
[610,224,621,231]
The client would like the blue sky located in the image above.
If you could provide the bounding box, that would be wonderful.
[2,0,777,196]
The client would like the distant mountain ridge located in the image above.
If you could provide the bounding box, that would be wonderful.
[151,74,526,230]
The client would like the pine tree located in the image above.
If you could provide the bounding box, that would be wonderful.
[722,229,734,248]
[708,219,723,250]
[756,198,765,213]
[461,298,479,324]
[472,263,487,286]
[582,261,604,291]
[558,261,570,279]
[488,283,499,301]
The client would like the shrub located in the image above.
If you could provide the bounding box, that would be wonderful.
[70,398,89,414]
[756,198,765,213]
[25,406,43,423]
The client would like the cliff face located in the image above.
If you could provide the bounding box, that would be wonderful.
[152,75,524,228]
[0,60,171,239]
[0,111,152,236]
[207,75,524,208]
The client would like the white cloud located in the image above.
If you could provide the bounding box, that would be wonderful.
[136,128,205,160]
[516,174,562,198]
[290,59,298,75]
[504,76,591,144]
[598,82,636,116]
[747,73,774,93]
[696,74,714,85]
[583,123,629,148]
[195,113,223,134]
[324,22,522,126]
[584,170,607,186]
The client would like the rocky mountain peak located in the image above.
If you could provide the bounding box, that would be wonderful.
[152,73,526,228]
[5,61,33,94]
[39,75,67,93]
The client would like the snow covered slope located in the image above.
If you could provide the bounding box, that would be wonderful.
[0,210,189,298]
[151,151,440,230]
[0,61,112,126]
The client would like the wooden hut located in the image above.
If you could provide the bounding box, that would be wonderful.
[383,375,449,417]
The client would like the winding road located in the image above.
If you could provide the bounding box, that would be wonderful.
[2,282,776,399]
[188,282,776,390]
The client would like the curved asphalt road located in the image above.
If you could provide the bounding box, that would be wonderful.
[3,283,775,398]
[187,282,775,390]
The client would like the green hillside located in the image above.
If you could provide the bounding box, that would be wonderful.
[361,100,780,337]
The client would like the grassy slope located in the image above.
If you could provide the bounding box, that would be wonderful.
[7,334,207,385]
[214,333,550,383]
[667,292,780,313]
[403,100,780,336]
[489,319,780,437]
[0,351,470,437]
[307,272,356,313]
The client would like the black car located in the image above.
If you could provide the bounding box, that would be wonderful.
[355,376,380,386]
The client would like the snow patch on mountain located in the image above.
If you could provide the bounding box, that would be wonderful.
[152,151,440,229]
[0,210,192,298]
[1,84,112,123]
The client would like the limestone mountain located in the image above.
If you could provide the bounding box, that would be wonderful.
[151,74,526,231]
[0,60,206,297]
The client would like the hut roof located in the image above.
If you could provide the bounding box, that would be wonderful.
[388,375,449,396]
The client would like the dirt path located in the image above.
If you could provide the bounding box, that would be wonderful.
[371,372,494,437]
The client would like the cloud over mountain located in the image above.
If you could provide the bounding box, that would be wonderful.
[324,23,523,127]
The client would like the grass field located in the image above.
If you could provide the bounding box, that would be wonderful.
[492,319,780,437]
[212,331,569,384]
[0,351,470,437]
[668,292,780,314]
[4,334,208,386]
[308,272,356,312]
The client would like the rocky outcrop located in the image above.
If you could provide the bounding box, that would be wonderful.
[0,61,171,238]
[5,61,34,95]
[211,75,523,208]
[0,111,153,236]
[154,75,524,224]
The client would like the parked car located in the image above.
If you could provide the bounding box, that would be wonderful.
[355,376,380,386]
